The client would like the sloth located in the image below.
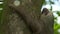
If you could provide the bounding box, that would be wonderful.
[8,4,54,34]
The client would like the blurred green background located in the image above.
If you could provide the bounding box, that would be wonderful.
[0,0,60,34]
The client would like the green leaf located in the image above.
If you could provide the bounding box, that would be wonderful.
[57,11,60,16]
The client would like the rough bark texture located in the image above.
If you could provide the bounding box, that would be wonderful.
[1,0,54,34]
[2,0,32,34]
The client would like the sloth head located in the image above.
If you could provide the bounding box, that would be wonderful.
[42,8,49,15]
